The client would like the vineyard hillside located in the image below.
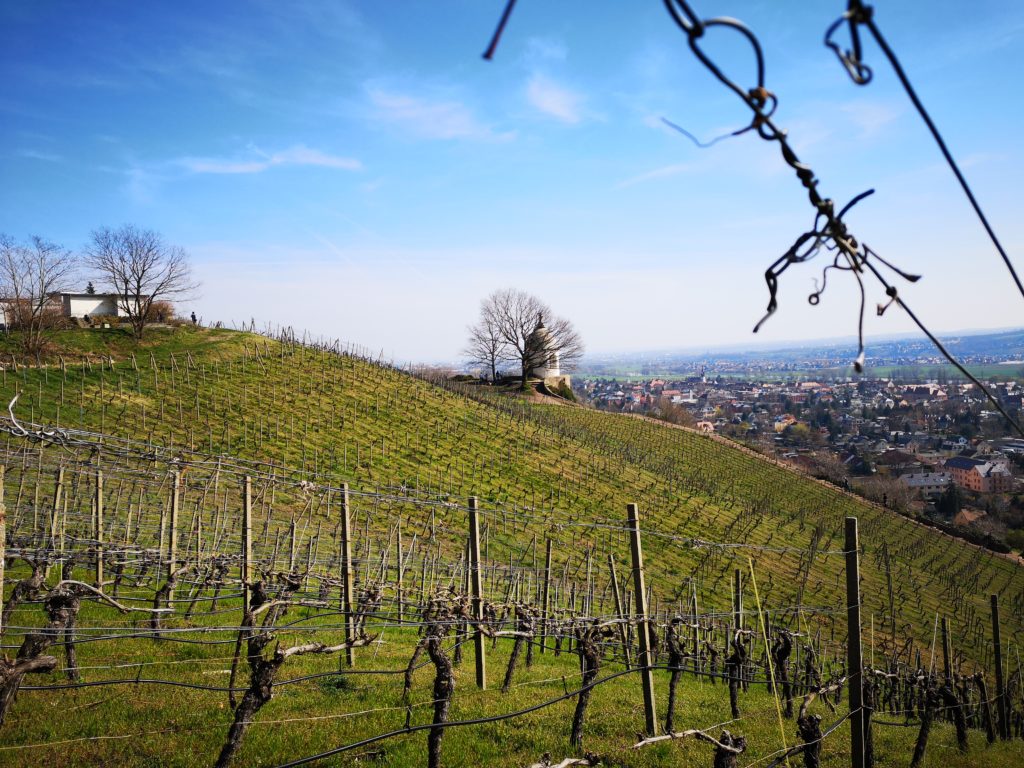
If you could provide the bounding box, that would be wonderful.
[3,326,1019,662]
[0,325,1021,767]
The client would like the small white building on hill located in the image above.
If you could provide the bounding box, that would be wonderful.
[0,291,149,327]
[61,293,120,318]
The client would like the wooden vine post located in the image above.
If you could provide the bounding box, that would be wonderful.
[991,594,1008,740]
[340,483,356,668]
[167,470,180,602]
[94,470,104,588]
[242,476,253,612]
[845,516,866,768]
[732,568,743,635]
[47,467,65,578]
[608,552,632,670]
[468,496,486,689]
[627,503,657,737]
[396,521,404,623]
[541,538,552,654]
[941,616,951,681]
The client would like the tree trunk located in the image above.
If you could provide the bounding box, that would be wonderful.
[796,714,822,768]
[502,635,524,693]
[0,654,58,726]
[215,657,279,768]
[976,673,996,743]
[910,687,938,768]
[727,641,746,719]
[712,730,746,768]
[63,623,79,682]
[772,633,794,718]
[427,634,454,768]
[404,640,425,700]
[665,621,684,733]
[570,628,601,748]
[939,682,968,753]
[2,566,45,632]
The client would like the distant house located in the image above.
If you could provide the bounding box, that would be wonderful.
[840,451,872,475]
[940,437,969,453]
[0,292,148,327]
[900,472,951,498]
[944,456,1014,493]
[954,507,986,527]
[61,293,121,318]
[774,414,797,433]
[0,297,55,327]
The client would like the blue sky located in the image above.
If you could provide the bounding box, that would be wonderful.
[1,1,1021,362]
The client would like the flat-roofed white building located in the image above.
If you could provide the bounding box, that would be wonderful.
[61,293,120,318]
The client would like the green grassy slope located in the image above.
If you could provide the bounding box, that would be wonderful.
[1,326,1019,663]
[0,326,1021,767]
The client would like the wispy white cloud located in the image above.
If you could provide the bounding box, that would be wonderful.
[17,149,62,162]
[525,74,585,124]
[615,162,691,188]
[179,144,362,174]
[365,87,511,142]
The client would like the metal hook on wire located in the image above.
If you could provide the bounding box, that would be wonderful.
[824,0,874,85]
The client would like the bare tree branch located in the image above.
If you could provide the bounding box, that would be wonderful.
[462,299,511,381]
[473,288,585,388]
[0,234,77,354]
[84,225,198,340]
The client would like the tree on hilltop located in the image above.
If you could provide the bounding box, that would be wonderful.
[463,298,511,382]
[0,234,77,354]
[85,225,197,340]
[467,288,583,388]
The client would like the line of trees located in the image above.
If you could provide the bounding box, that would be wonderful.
[0,225,197,351]
[464,288,583,388]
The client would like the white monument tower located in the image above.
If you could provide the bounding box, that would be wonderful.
[526,313,561,379]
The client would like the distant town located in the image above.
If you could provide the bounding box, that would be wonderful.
[573,328,1024,553]
[579,327,1024,380]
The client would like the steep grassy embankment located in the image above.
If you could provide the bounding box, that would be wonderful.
[1,326,1019,662]
[0,325,1021,767]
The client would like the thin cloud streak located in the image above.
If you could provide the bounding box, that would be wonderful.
[365,87,513,141]
[179,144,362,174]
[16,149,62,162]
[616,162,691,188]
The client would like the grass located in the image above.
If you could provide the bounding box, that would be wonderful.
[2,573,1020,768]
[0,325,1021,766]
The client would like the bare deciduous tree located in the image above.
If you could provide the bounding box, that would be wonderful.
[475,288,583,388]
[85,225,197,340]
[542,312,584,372]
[462,300,511,381]
[0,234,77,354]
